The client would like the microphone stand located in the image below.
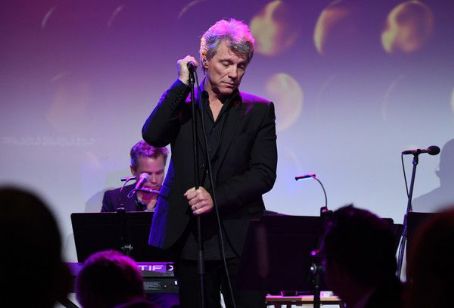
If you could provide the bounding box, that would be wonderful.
[310,249,322,308]
[313,176,328,308]
[295,174,329,308]
[118,208,133,256]
[188,68,206,308]
[396,153,419,278]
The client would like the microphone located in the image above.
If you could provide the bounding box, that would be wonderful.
[402,145,440,156]
[187,61,197,73]
[121,176,136,182]
[295,173,316,181]
[134,173,150,191]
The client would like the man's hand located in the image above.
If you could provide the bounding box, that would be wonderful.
[184,187,213,215]
[177,55,199,85]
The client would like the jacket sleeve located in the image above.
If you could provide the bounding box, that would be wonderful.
[101,191,113,212]
[215,102,277,210]
[142,79,190,147]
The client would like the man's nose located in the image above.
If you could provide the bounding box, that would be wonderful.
[228,66,238,79]
[148,174,157,183]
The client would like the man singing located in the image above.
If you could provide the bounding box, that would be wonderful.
[143,19,277,307]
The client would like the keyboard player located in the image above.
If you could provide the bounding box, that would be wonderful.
[101,140,168,212]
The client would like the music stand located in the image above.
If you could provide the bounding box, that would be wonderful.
[238,214,326,294]
[238,214,399,294]
[71,211,173,263]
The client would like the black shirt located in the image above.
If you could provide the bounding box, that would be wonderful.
[180,87,240,260]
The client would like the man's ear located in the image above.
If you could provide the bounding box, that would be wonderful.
[201,54,208,69]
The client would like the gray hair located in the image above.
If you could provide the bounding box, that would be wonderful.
[200,19,255,65]
[130,140,169,169]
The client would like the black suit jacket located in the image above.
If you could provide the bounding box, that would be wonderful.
[101,185,142,212]
[142,80,277,255]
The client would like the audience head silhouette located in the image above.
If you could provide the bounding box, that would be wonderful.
[320,205,401,308]
[76,250,148,308]
[405,208,454,308]
[0,186,70,307]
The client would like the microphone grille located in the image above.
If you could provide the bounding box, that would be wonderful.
[427,145,440,155]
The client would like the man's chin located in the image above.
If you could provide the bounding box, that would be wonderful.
[212,85,237,96]
[219,88,235,96]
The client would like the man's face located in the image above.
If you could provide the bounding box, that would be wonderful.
[131,155,165,188]
[203,40,249,96]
